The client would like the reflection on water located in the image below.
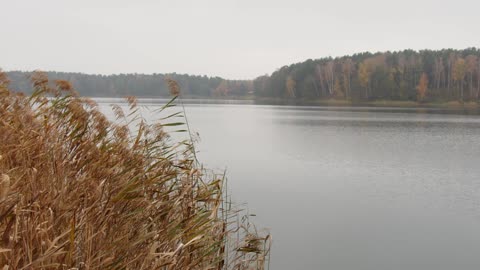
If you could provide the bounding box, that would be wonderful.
[98,99,480,270]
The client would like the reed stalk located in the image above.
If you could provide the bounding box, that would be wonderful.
[0,70,270,270]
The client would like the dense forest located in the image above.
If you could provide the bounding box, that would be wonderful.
[5,71,253,98]
[255,48,480,102]
[6,48,480,103]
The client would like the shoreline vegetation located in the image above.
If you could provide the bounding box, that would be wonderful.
[96,95,480,110]
[96,94,480,107]
[0,71,271,269]
[253,97,480,109]
[5,48,480,109]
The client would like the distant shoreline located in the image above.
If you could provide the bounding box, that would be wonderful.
[255,98,480,109]
[91,95,480,110]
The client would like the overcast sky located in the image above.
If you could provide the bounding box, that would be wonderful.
[0,0,478,79]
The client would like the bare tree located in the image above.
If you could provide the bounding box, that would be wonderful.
[342,58,353,99]
[447,53,457,97]
[433,57,444,90]
[453,57,466,101]
[315,64,327,97]
[466,55,478,99]
[324,60,335,96]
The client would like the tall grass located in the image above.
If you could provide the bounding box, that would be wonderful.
[0,70,270,269]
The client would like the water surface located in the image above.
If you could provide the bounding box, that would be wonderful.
[98,99,480,270]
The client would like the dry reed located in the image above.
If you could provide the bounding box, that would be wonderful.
[0,71,270,269]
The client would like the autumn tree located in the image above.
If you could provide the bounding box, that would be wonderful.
[285,76,296,98]
[416,73,429,101]
[214,80,229,96]
[358,62,371,99]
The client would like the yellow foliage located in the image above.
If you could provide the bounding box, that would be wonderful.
[417,73,429,101]
[286,76,296,98]
[358,62,370,88]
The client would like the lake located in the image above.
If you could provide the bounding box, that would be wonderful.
[98,98,480,270]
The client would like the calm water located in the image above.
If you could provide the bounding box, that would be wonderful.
[98,99,480,270]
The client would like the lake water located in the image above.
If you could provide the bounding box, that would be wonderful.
[98,99,480,270]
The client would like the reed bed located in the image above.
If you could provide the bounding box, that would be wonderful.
[0,71,270,269]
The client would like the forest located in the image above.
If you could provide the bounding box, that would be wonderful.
[5,71,253,98]
[254,48,480,102]
[6,48,480,103]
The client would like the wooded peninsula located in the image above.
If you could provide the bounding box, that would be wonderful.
[7,48,480,105]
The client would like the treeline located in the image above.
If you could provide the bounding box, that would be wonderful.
[6,71,253,97]
[254,48,480,102]
[5,48,480,102]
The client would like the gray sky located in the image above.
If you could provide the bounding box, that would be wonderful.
[0,0,478,79]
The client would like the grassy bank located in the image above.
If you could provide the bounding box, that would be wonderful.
[0,71,270,269]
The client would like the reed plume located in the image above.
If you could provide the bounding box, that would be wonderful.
[0,70,270,269]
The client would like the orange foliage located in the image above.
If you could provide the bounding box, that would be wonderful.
[417,73,429,101]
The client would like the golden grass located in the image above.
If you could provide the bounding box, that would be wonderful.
[0,70,270,269]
